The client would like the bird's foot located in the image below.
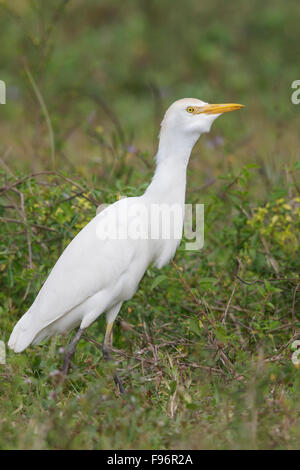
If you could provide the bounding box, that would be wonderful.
[102,343,125,394]
[102,343,111,361]
[113,372,125,394]
[60,328,84,377]
[62,351,72,376]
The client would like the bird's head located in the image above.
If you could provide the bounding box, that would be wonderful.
[160,98,244,139]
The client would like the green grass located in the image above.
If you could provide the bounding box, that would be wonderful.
[1,166,300,449]
[0,0,300,450]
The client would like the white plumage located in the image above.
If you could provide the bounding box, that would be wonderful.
[8,98,243,355]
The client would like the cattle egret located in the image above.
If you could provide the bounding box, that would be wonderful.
[8,98,243,391]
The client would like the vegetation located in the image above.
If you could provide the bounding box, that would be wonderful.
[0,0,300,450]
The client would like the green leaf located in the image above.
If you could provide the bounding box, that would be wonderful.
[199,277,218,284]
[244,163,260,169]
[151,274,168,290]
[294,161,300,170]
[215,326,228,344]
[188,318,202,337]
[169,380,177,394]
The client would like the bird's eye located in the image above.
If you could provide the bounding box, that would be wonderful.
[186,106,194,114]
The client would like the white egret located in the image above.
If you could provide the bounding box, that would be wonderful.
[8,98,243,390]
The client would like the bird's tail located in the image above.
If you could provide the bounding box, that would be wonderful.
[8,310,37,353]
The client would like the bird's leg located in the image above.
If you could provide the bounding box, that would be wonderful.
[102,321,114,360]
[62,327,84,375]
[102,321,125,394]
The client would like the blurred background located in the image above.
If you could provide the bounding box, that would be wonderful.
[1,0,299,190]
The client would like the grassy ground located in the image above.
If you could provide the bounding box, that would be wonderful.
[0,0,300,450]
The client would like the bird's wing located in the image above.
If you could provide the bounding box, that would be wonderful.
[27,197,142,329]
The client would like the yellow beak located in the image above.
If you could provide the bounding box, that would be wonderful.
[196,103,244,114]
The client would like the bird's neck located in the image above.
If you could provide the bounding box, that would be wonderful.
[145,134,195,205]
